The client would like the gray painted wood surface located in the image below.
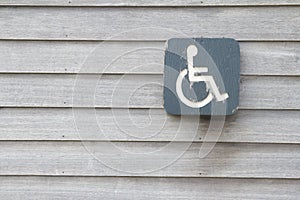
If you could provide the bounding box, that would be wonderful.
[0,74,299,109]
[0,2,299,198]
[1,0,300,6]
[0,141,299,178]
[0,176,299,200]
[0,41,299,75]
[0,7,299,40]
[0,108,299,143]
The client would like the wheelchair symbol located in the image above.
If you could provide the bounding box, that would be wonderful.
[176,45,229,108]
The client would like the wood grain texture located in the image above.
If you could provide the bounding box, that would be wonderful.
[0,74,299,109]
[0,108,299,143]
[0,0,299,6]
[0,176,299,200]
[0,7,299,40]
[0,141,298,178]
[0,41,299,75]
[0,2,299,196]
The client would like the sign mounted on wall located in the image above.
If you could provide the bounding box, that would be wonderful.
[163,38,240,116]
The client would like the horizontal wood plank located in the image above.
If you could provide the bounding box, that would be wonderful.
[0,108,299,143]
[0,7,299,40]
[0,141,298,178]
[0,74,299,109]
[0,176,299,200]
[0,41,299,75]
[1,0,300,6]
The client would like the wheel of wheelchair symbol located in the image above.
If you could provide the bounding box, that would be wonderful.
[176,69,214,108]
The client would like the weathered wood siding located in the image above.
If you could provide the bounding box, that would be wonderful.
[0,1,299,199]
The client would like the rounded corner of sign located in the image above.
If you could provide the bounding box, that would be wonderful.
[229,106,239,116]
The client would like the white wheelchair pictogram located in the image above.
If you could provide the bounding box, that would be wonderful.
[176,45,229,108]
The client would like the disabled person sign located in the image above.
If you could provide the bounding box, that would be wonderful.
[163,38,240,116]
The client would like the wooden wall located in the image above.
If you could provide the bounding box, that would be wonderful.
[0,1,299,199]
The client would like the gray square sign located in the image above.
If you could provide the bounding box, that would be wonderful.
[163,38,240,116]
